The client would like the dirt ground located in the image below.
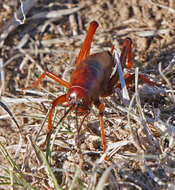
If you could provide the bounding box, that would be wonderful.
[0,0,175,189]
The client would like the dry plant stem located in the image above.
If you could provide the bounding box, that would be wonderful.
[14,134,23,161]
[114,49,130,105]
[135,68,159,150]
[134,68,151,172]
[161,55,175,76]
[26,134,42,164]
[144,163,165,186]
[69,14,78,36]
[25,47,68,55]
[96,165,115,190]
[0,59,5,95]
[35,109,50,142]
[0,101,21,132]
[14,0,26,24]
[1,96,47,104]
[26,64,33,88]
[68,0,78,36]
[19,48,41,68]
[22,136,32,171]
[108,96,159,131]
[2,54,22,69]
[0,0,38,46]
[16,88,45,97]
[126,68,141,153]
[121,176,151,190]
[20,56,30,72]
[148,0,175,14]
[159,62,175,103]
[134,69,164,183]
[127,92,142,152]
[18,48,43,75]
[77,12,83,31]
[27,4,85,21]
[107,140,133,159]
[135,28,169,37]
[17,34,30,49]
[0,1,85,46]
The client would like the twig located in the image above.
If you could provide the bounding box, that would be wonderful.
[1,96,48,104]
[17,34,30,49]
[161,55,175,75]
[26,134,42,164]
[27,4,85,21]
[135,68,160,151]
[127,68,143,152]
[0,59,5,95]
[159,62,175,103]
[0,0,38,46]
[144,163,165,186]
[96,165,115,190]
[135,28,169,37]
[1,54,22,69]
[0,101,21,131]
[148,0,175,14]
[35,109,49,141]
[114,49,130,105]
[14,0,26,24]
[68,0,79,36]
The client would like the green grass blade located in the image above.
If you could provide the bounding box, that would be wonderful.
[35,144,62,190]
[0,142,38,190]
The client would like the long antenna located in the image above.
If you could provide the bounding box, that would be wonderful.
[56,105,73,128]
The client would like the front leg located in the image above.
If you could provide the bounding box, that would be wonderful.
[46,94,67,143]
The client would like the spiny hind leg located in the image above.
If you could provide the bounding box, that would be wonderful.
[105,38,133,96]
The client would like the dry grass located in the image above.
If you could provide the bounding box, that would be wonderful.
[0,0,175,189]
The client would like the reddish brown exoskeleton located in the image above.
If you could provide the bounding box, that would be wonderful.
[22,21,158,151]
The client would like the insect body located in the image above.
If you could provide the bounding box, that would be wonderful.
[68,51,115,111]
[22,21,156,151]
